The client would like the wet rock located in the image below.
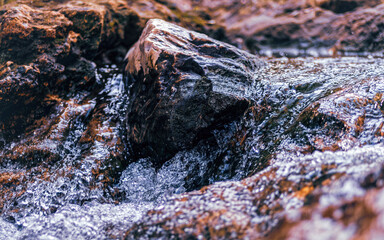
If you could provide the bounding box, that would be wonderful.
[0,0,206,220]
[125,19,262,162]
[0,4,95,140]
[0,0,229,138]
[235,0,384,54]
[58,0,176,63]
[0,0,164,141]
[291,76,384,151]
[0,65,129,220]
[124,57,384,239]
[330,4,384,52]
[156,0,337,53]
[2,0,384,239]
[158,0,384,55]
[125,143,384,240]
[316,0,382,13]
[266,159,384,240]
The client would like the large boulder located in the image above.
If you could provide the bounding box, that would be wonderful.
[125,19,263,162]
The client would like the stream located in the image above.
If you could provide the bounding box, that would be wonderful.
[1,56,384,239]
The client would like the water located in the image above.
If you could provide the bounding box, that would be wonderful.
[1,57,384,239]
[0,65,134,237]
[125,143,384,239]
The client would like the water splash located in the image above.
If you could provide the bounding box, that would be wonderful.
[1,57,384,239]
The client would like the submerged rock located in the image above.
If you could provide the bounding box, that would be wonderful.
[125,19,263,162]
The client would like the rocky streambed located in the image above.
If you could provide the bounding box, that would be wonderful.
[1,0,384,239]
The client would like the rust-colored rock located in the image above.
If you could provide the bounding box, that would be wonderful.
[0,0,162,140]
[266,164,384,240]
[125,19,263,162]
[0,4,89,141]
[159,0,384,55]
[330,4,384,52]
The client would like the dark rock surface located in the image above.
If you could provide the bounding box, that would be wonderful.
[125,19,263,162]
[316,0,381,13]
[0,4,91,140]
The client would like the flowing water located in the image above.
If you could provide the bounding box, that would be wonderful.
[1,56,384,239]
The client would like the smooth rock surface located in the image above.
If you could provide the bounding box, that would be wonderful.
[125,19,263,162]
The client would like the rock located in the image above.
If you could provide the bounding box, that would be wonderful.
[124,57,384,240]
[267,162,384,240]
[8,0,383,63]
[157,0,384,55]
[0,0,143,218]
[125,143,384,239]
[315,0,382,13]
[0,66,129,220]
[0,0,218,219]
[0,0,229,134]
[0,0,149,140]
[0,4,89,141]
[2,0,384,238]
[290,76,384,151]
[125,19,263,162]
[153,1,336,52]
[329,4,384,52]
